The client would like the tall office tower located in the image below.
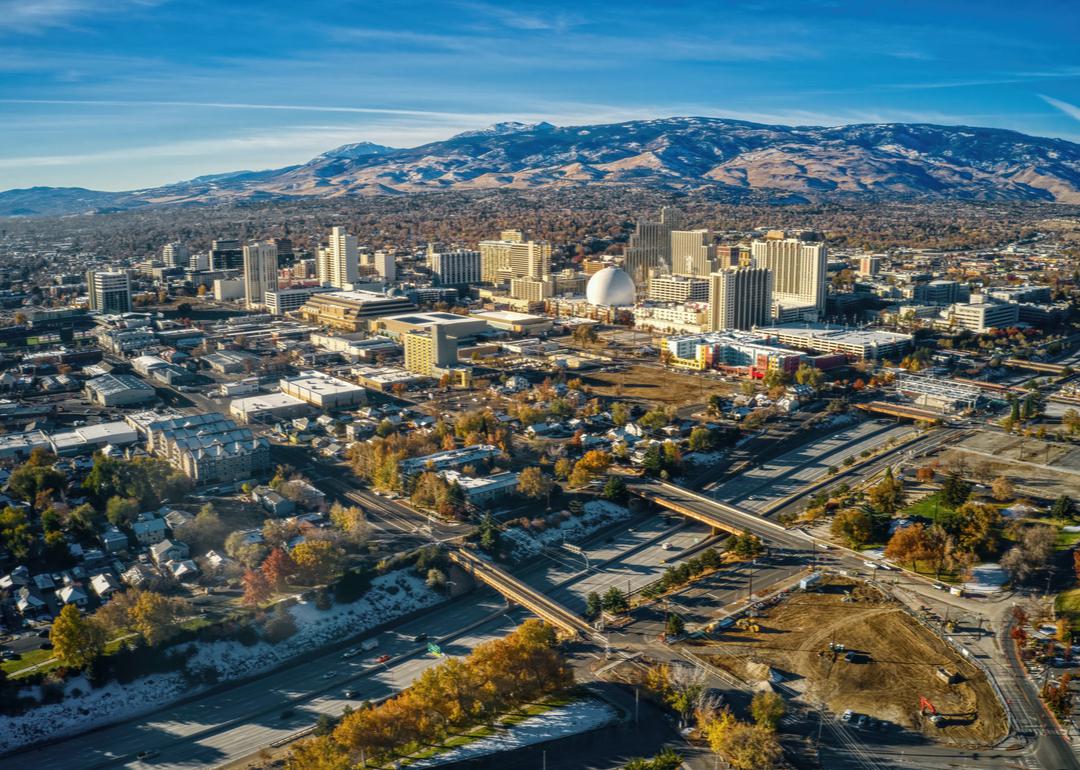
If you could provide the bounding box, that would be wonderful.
[209,239,244,271]
[317,226,360,288]
[670,230,718,277]
[478,232,551,283]
[162,241,188,267]
[86,270,132,314]
[242,240,279,309]
[373,250,396,282]
[188,252,210,271]
[623,206,683,288]
[750,238,827,318]
[716,245,743,269]
[857,255,881,277]
[431,249,481,285]
[708,267,773,331]
[272,237,294,264]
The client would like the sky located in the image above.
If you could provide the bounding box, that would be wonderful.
[1,0,1079,191]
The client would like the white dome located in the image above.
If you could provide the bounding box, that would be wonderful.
[586,266,636,307]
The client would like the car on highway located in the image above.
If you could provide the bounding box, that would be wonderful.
[343,689,360,699]
[413,633,428,643]
[855,715,868,729]
[136,750,159,761]
[841,709,854,722]
[374,654,391,664]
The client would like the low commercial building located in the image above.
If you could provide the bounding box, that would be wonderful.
[399,444,501,479]
[84,374,156,406]
[665,332,803,376]
[440,470,519,506]
[229,392,312,424]
[297,290,418,332]
[350,364,422,391]
[754,324,912,362]
[470,310,552,335]
[264,286,335,316]
[375,311,488,341]
[279,371,367,409]
[946,300,1020,333]
[647,274,709,304]
[50,421,139,455]
[203,350,260,374]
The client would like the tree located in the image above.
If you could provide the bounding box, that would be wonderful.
[940,473,973,509]
[517,467,554,506]
[730,533,764,560]
[585,591,603,620]
[262,547,298,590]
[50,604,105,669]
[601,475,628,503]
[712,723,783,770]
[178,503,227,554]
[478,511,499,552]
[750,690,785,731]
[553,457,573,481]
[601,586,628,613]
[292,540,347,583]
[426,568,447,591]
[885,523,932,571]
[688,426,718,452]
[7,460,66,511]
[665,613,685,637]
[329,503,371,545]
[105,496,141,528]
[610,402,631,427]
[225,530,268,567]
[867,467,906,514]
[1064,409,1080,435]
[991,476,1015,502]
[795,364,825,390]
[1052,494,1076,521]
[639,409,669,431]
[0,506,34,561]
[242,568,272,606]
[1000,525,1057,583]
[953,502,1003,557]
[130,591,183,646]
[916,466,936,483]
[830,508,873,549]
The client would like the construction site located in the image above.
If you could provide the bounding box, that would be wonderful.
[692,577,1008,747]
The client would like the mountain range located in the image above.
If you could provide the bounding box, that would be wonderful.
[4,116,1080,216]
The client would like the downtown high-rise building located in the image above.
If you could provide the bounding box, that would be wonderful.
[209,239,244,271]
[86,270,132,314]
[162,241,188,267]
[317,226,360,288]
[670,229,717,277]
[750,238,827,318]
[373,250,396,282]
[478,230,551,284]
[623,206,684,289]
[243,240,279,309]
[708,267,773,331]
[431,249,481,285]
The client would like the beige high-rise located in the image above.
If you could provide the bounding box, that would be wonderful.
[242,240,278,309]
[478,232,551,283]
[671,230,717,277]
[708,267,773,331]
[750,238,827,317]
[318,226,360,288]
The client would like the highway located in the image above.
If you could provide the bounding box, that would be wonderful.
[706,420,913,512]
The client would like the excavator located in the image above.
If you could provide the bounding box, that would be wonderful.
[919,695,943,726]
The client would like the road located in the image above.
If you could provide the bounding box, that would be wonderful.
[0,512,694,770]
[706,420,913,512]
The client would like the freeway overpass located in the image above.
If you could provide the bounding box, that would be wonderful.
[1004,357,1069,375]
[448,549,594,639]
[628,480,811,551]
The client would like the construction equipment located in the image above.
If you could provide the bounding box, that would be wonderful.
[919,695,943,726]
[735,618,760,633]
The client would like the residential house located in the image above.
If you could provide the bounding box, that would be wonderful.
[90,572,122,601]
[16,586,47,615]
[99,526,129,553]
[133,514,168,545]
[150,539,190,565]
[57,584,89,608]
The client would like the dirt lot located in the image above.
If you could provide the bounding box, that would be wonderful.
[941,431,1080,499]
[579,364,735,408]
[696,578,1007,747]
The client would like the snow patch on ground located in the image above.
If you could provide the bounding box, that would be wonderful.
[687,450,726,466]
[963,563,1008,593]
[502,500,632,560]
[410,698,618,768]
[0,570,440,753]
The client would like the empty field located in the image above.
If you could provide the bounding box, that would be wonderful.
[696,578,1006,747]
[579,365,734,408]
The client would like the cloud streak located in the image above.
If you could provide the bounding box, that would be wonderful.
[1041,94,1080,123]
[0,0,161,34]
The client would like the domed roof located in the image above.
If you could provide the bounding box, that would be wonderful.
[586,266,636,307]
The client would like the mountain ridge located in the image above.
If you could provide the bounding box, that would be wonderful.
[4,116,1080,216]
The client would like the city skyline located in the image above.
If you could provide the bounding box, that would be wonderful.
[1,0,1079,190]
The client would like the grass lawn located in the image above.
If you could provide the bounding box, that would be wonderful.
[1056,588,1080,630]
[1,646,57,678]
[395,694,577,767]
[902,491,954,522]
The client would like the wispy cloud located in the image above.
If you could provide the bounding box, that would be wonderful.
[0,98,483,120]
[459,1,585,32]
[1040,94,1080,122]
[0,0,162,34]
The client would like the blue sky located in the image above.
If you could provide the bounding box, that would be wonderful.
[1,0,1079,191]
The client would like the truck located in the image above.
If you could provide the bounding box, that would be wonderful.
[361,638,378,652]
[799,572,822,591]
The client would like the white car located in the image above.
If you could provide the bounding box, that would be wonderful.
[863,560,880,570]
[842,709,854,722]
